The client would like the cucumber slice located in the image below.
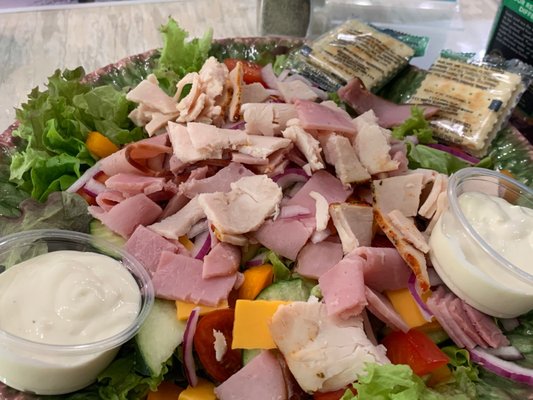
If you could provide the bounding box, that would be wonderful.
[135,299,186,376]
[256,278,312,301]
[90,219,126,249]
[242,348,262,366]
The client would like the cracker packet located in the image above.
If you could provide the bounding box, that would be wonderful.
[286,19,427,93]
[407,51,533,157]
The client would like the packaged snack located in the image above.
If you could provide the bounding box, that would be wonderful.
[288,20,424,92]
[408,53,532,157]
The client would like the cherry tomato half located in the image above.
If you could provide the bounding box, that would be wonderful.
[223,58,265,86]
[193,308,242,382]
[381,329,449,376]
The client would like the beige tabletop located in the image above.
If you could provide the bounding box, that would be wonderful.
[0,0,499,131]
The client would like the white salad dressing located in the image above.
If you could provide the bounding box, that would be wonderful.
[430,191,533,318]
[0,250,141,395]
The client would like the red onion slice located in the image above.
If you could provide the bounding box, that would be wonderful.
[245,252,268,268]
[82,178,106,198]
[188,219,208,239]
[470,347,533,385]
[67,161,101,193]
[261,63,279,89]
[192,230,211,260]
[272,168,309,190]
[426,143,480,164]
[183,307,201,387]
[485,346,525,361]
[408,273,433,322]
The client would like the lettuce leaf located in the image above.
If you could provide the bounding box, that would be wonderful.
[266,250,292,282]
[392,106,435,144]
[406,143,472,175]
[153,18,213,95]
[0,160,28,217]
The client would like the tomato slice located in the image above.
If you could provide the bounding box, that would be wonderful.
[223,58,265,85]
[193,308,242,382]
[381,330,449,376]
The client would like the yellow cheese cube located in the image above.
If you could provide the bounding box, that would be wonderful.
[176,300,228,321]
[385,288,432,329]
[232,299,290,349]
[178,378,216,400]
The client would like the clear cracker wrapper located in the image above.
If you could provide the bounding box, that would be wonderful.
[407,52,533,157]
[287,19,427,93]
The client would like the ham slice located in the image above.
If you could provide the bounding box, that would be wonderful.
[148,196,205,240]
[365,286,410,333]
[104,173,166,196]
[329,202,373,254]
[152,251,236,306]
[372,173,424,217]
[180,162,254,199]
[337,77,439,128]
[95,190,125,212]
[374,207,430,292]
[295,241,343,279]
[214,350,287,400]
[253,218,313,261]
[88,193,162,238]
[295,99,356,135]
[286,170,352,215]
[125,225,178,276]
[198,175,282,236]
[462,300,510,348]
[202,242,241,279]
[319,255,368,319]
[353,247,411,292]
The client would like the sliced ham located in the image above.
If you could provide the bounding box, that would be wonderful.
[152,251,236,306]
[277,80,318,103]
[295,241,343,279]
[95,190,125,212]
[448,297,488,348]
[322,133,370,184]
[462,301,510,348]
[198,175,282,236]
[180,162,254,199]
[125,225,178,276]
[353,111,399,175]
[353,247,411,292]
[285,170,352,215]
[295,99,356,135]
[319,255,368,319]
[104,173,166,196]
[214,350,287,400]
[372,173,424,217]
[365,286,410,333]
[337,77,439,128]
[282,125,324,174]
[388,209,430,253]
[329,202,373,254]
[374,207,430,292]
[88,194,162,239]
[148,196,205,240]
[253,218,313,261]
[202,242,241,279]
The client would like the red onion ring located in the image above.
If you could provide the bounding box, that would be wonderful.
[183,307,201,387]
[426,143,480,164]
[407,273,433,322]
[470,347,533,385]
[67,161,101,193]
[192,230,211,260]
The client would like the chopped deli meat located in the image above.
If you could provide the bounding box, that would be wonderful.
[95,190,125,212]
[241,82,270,104]
[148,196,205,240]
[322,134,370,184]
[337,77,439,128]
[372,173,424,217]
[277,80,319,103]
[295,241,343,279]
[253,218,313,261]
[238,135,292,159]
[319,255,367,319]
[88,193,162,238]
[309,191,329,232]
[198,175,282,236]
[104,173,166,196]
[374,207,430,291]
[227,60,244,122]
[242,103,297,136]
[419,173,448,219]
[425,191,448,234]
[365,286,410,333]
[202,242,241,279]
[286,170,352,215]
[214,350,287,400]
[270,301,389,393]
[353,111,399,174]
[388,209,430,253]
[295,99,356,135]
[354,247,412,292]
[282,125,324,174]
[329,202,373,254]
[152,251,236,306]
[462,300,510,348]
[180,162,254,199]
[125,225,178,276]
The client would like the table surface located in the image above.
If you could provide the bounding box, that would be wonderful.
[0,0,499,131]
